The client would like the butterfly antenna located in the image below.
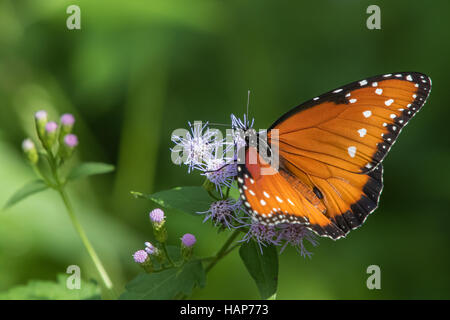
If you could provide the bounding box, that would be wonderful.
[246,90,251,124]
[208,122,232,127]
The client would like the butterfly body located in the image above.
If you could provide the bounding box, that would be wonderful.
[237,72,432,240]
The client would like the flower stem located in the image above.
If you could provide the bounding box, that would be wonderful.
[205,229,241,274]
[43,152,116,298]
[57,188,115,296]
[162,243,175,267]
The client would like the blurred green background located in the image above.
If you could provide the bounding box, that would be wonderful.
[1,0,449,299]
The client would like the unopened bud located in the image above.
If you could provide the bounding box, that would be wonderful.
[181,233,196,260]
[60,113,75,135]
[44,121,58,148]
[60,134,78,158]
[22,138,38,164]
[34,110,48,140]
[149,208,167,243]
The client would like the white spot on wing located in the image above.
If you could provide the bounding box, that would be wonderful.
[359,80,368,86]
[357,128,367,137]
[363,110,372,118]
[348,146,357,158]
[375,88,383,95]
[385,99,394,106]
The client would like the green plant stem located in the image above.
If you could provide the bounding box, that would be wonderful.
[57,188,115,294]
[41,151,116,298]
[223,242,241,257]
[162,243,175,267]
[205,229,241,274]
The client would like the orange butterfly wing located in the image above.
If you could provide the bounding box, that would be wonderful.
[239,72,431,239]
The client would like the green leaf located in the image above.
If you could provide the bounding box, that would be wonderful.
[120,260,206,300]
[131,186,212,215]
[67,162,115,181]
[3,179,49,209]
[239,240,279,299]
[0,274,101,300]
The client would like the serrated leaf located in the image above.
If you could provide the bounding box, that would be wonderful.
[67,162,115,181]
[0,274,101,300]
[120,260,206,300]
[239,240,279,300]
[3,179,49,209]
[131,186,212,216]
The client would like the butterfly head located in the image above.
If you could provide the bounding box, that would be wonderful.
[231,113,254,132]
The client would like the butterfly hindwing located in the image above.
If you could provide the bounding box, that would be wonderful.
[237,147,346,239]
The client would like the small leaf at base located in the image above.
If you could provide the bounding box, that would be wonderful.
[3,179,48,209]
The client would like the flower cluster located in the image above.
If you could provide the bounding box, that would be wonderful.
[22,110,78,165]
[171,121,239,196]
[132,208,198,271]
[171,114,318,257]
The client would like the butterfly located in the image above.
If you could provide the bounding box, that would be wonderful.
[236,72,432,240]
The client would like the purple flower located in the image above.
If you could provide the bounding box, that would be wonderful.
[200,199,242,229]
[64,134,78,148]
[45,121,58,133]
[133,250,148,264]
[181,233,196,247]
[35,110,48,121]
[61,113,75,126]
[149,208,165,223]
[241,221,279,250]
[171,121,224,173]
[277,224,318,258]
[201,159,238,195]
